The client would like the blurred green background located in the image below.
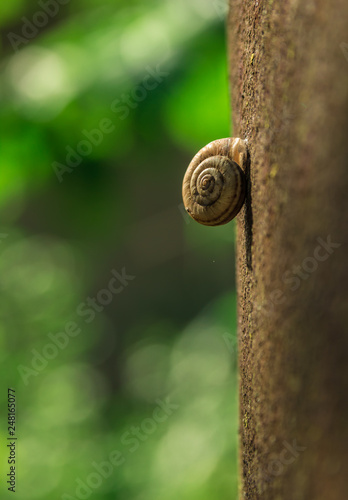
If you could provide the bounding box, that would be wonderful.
[0,0,240,498]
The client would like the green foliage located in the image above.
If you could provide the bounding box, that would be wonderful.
[0,0,238,498]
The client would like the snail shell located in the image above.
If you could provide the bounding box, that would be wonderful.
[182,138,247,226]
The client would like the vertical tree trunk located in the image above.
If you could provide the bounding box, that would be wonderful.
[228,1,348,498]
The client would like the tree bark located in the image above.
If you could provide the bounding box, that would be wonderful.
[228,1,348,498]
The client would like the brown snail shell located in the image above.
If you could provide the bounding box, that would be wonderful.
[182,138,247,226]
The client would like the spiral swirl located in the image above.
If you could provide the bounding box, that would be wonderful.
[182,138,247,226]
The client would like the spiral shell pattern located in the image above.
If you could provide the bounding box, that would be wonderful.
[182,138,247,226]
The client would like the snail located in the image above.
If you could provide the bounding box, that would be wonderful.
[182,138,247,226]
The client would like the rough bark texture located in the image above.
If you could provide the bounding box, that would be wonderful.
[228,1,348,498]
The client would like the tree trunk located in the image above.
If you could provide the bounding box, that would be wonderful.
[228,1,348,498]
